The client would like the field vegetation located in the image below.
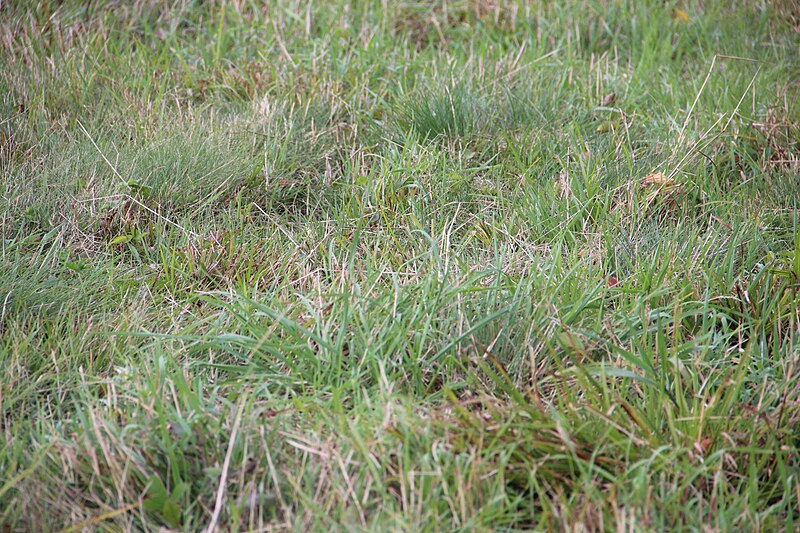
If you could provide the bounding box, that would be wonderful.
[1,0,799,530]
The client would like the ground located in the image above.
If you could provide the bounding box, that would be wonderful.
[1,1,799,531]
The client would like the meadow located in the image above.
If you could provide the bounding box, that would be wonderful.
[1,1,799,530]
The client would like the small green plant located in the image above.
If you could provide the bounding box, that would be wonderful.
[144,476,188,529]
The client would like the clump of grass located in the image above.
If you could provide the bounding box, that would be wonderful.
[395,85,488,142]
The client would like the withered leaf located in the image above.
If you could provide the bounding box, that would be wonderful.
[642,172,675,187]
[672,8,689,23]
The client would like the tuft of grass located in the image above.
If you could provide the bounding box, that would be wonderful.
[396,85,487,141]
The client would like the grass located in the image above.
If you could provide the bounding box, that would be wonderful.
[1,0,799,530]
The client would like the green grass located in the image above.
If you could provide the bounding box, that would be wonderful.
[2,0,799,530]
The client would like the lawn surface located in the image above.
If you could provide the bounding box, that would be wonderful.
[2,1,800,531]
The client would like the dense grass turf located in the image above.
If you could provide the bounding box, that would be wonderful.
[2,0,799,530]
